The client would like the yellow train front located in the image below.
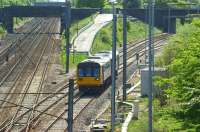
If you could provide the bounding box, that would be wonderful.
[76,51,119,92]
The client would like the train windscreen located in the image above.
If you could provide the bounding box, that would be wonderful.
[78,63,100,77]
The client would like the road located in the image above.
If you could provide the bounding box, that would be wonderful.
[73,14,113,54]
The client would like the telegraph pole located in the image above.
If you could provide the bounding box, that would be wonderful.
[110,0,117,131]
[122,0,127,101]
[148,0,154,131]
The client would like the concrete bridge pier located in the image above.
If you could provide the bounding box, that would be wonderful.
[4,16,13,33]
[163,17,176,34]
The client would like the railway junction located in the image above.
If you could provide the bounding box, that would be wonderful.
[0,0,199,132]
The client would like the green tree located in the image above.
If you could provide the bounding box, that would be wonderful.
[76,0,105,8]
[157,19,200,122]
[142,0,199,8]
[126,0,141,8]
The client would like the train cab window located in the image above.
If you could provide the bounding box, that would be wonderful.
[78,63,100,77]
[92,68,99,77]
[85,68,91,76]
[79,69,85,77]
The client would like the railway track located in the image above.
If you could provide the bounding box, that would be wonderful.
[0,82,69,131]
[0,18,58,129]
[0,19,51,111]
[0,29,169,131]
[0,19,45,81]
[0,19,58,131]
[119,33,169,70]
[26,33,169,131]
[70,33,169,131]
[6,21,57,131]
[39,33,168,130]
[0,18,43,65]
[34,88,96,132]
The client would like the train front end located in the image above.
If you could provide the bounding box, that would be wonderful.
[77,61,103,92]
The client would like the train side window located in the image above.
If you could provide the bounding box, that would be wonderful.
[92,68,99,77]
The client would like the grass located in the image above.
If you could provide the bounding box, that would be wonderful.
[60,15,96,69]
[127,97,200,132]
[70,15,95,41]
[91,17,161,54]
[0,26,6,38]
[60,53,88,70]
[13,18,31,29]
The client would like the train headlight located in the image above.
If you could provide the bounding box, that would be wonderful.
[95,77,99,80]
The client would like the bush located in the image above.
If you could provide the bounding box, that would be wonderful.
[102,35,110,44]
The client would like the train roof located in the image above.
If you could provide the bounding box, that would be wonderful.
[81,57,110,66]
[80,56,110,66]
[93,52,112,59]
[79,50,118,66]
[97,51,119,56]
[93,51,118,59]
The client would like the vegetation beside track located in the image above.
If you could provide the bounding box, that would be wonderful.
[73,0,199,8]
[60,53,88,70]
[127,19,200,131]
[70,15,95,41]
[91,18,161,54]
[0,0,32,6]
[126,97,195,131]
[154,19,200,131]
[60,16,93,69]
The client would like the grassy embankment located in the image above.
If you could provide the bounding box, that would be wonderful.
[91,17,161,54]
[60,15,94,69]
[61,16,161,70]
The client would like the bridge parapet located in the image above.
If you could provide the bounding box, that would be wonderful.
[0,5,70,33]
[0,6,199,34]
[124,8,200,33]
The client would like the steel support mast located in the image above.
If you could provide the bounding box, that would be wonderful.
[65,1,71,73]
[122,0,127,101]
[67,79,74,132]
[111,1,117,132]
[148,0,155,131]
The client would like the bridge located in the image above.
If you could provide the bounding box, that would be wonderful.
[0,4,199,34]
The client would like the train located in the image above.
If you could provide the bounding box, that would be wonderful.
[76,51,119,92]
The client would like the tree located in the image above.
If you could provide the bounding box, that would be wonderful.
[157,19,200,121]
[126,0,141,8]
[76,0,105,8]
